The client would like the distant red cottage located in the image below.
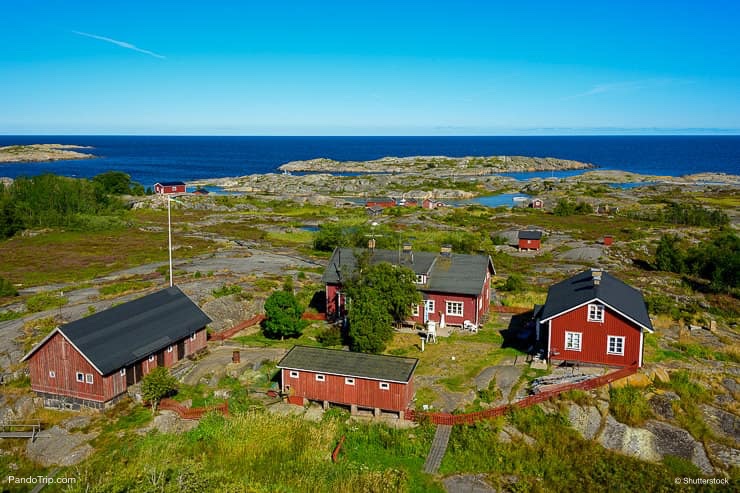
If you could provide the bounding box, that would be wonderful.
[21,287,211,409]
[536,269,653,368]
[365,197,396,208]
[529,198,544,209]
[518,230,542,251]
[278,346,418,417]
[154,181,187,194]
[323,245,495,328]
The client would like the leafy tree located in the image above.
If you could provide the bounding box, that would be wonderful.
[554,198,592,216]
[654,234,684,273]
[141,366,178,412]
[93,171,133,194]
[262,290,307,339]
[685,231,739,292]
[0,277,17,297]
[347,290,394,353]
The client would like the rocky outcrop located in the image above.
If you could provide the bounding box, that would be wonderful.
[644,420,714,474]
[567,403,603,440]
[0,144,96,163]
[598,414,662,463]
[26,426,96,466]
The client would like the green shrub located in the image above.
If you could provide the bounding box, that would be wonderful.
[609,386,652,426]
[316,326,343,347]
[501,274,525,292]
[212,284,242,298]
[26,292,67,312]
[0,277,18,297]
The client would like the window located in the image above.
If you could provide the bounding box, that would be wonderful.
[167,345,173,353]
[148,355,155,362]
[446,301,464,316]
[289,371,299,378]
[315,374,325,382]
[379,382,390,390]
[588,304,605,322]
[415,274,426,284]
[120,368,126,376]
[424,300,435,315]
[76,372,84,382]
[49,370,56,379]
[565,332,582,351]
[190,333,197,341]
[86,373,94,384]
[412,304,420,316]
[607,336,625,355]
[345,377,355,386]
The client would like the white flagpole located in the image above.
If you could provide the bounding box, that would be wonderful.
[168,196,173,287]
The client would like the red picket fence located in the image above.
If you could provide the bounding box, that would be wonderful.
[208,314,266,341]
[159,398,229,420]
[406,365,637,426]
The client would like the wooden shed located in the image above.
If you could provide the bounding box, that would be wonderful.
[278,346,418,417]
[518,230,543,251]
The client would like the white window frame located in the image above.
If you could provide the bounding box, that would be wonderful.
[190,333,197,341]
[315,374,325,382]
[607,336,625,355]
[379,382,390,390]
[49,370,56,379]
[76,372,84,382]
[167,345,173,353]
[412,304,420,316]
[565,331,582,352]
[446,301,464,317]
[148,355,155,363]
[120,368,126,376]
[415,274,426,284]
[289,370,299,378]
[86,373,94,384]
[588,303,605,322]
[424,300,435,315]
[345,377,355,386]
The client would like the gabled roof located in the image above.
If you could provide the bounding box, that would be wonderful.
[322,247,495,296]
[277,346,418,383]
[518,230,543,240]
[156,181,186,186]
[22,286,211,375]
[538,270,653,332]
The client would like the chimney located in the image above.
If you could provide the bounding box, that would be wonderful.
[440,244,452,257]
[591,268,603,286]
[402,242,413,263]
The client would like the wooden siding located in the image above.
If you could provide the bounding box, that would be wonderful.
[282,369,413,412]
[548,304,642,367]
[518,238,541,250]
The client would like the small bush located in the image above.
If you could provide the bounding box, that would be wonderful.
[0,277,18,297]
[26,292,67,313]
[212,284,242,298]
[609,386,652,426]
[501,274,525,292]
[316,326,343,347]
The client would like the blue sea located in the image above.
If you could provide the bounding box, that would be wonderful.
[0,136,738,187]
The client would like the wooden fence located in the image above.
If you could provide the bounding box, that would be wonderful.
[208,314,266,341]
[159,398,229,420]
[405,365,637,426]
[489,305,532,314]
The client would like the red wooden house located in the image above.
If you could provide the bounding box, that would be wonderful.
[21,286,211,409]
[365,197,396,208]
[278,346,418,417]
[518,230,542,251]
[154,181,187,194]
[535,269,653,368]
[323,245,495,328]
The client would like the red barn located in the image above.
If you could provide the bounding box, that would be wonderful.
[154,181,187,194]
[323,245,495,328]
[518,230,542,251]
[21,286,211,409]
[277,346,418,417]
[536,269,653,368]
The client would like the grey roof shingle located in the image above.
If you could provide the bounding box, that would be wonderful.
[27,287,211,375]
[277,346,418,383]
[322,247,494,296]
[539,270,653,331]
[518,230,542,240]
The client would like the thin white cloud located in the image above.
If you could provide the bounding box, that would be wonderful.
[562,78,692,101]
[72,31,166,59]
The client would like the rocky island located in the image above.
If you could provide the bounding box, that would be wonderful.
[0,144,96,163]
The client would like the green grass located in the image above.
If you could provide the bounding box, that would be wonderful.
[25,292,68,312]
[211,284,243,298]
[609,386,653,426]
[99,280,153,297]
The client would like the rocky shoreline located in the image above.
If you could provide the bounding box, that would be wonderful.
[0,144,97,163]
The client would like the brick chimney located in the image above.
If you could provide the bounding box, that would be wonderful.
[591,268,603,286]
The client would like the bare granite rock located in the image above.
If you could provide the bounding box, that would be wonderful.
[599,415,661,462]
[568,403,603,440]
[26,426,96,466]
[443,474,496,493]
[644,420,714,474]
[700,405,740,444]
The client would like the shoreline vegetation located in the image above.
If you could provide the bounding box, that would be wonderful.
[0,144,97,163]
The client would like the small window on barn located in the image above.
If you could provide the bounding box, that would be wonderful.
[148,355,155,362]
[345,377,355,386]
[565,332,582,351]
[446,301,464,316]
[167,345,173,353]
[76,372,84,382]
[588,304,605,322]
[86,373,94,384]
[379,382,390,390]
[316,374,325,382]
[120,368,126,376]
[49,370,56,379]
[290,371,299,378]
[190,333,197,341]
[607,336,625,355]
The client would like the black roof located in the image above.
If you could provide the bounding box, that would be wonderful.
[156,181,186,186]
[538,270,653,331]
[277,346,418,383]
[322,247,495,296]
[24,287,211,375]
[518,230,543,240]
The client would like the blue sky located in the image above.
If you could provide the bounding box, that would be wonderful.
[1,0,739,135]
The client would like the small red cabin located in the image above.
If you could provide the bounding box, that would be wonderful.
[21,286,211,409]
[536,269,653,368]
[518,230,542,251]
[365,197,396,208]
[603,235,614,246]
[154,181,186,194]
[278,346,418,417]
[529,198,544,209]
